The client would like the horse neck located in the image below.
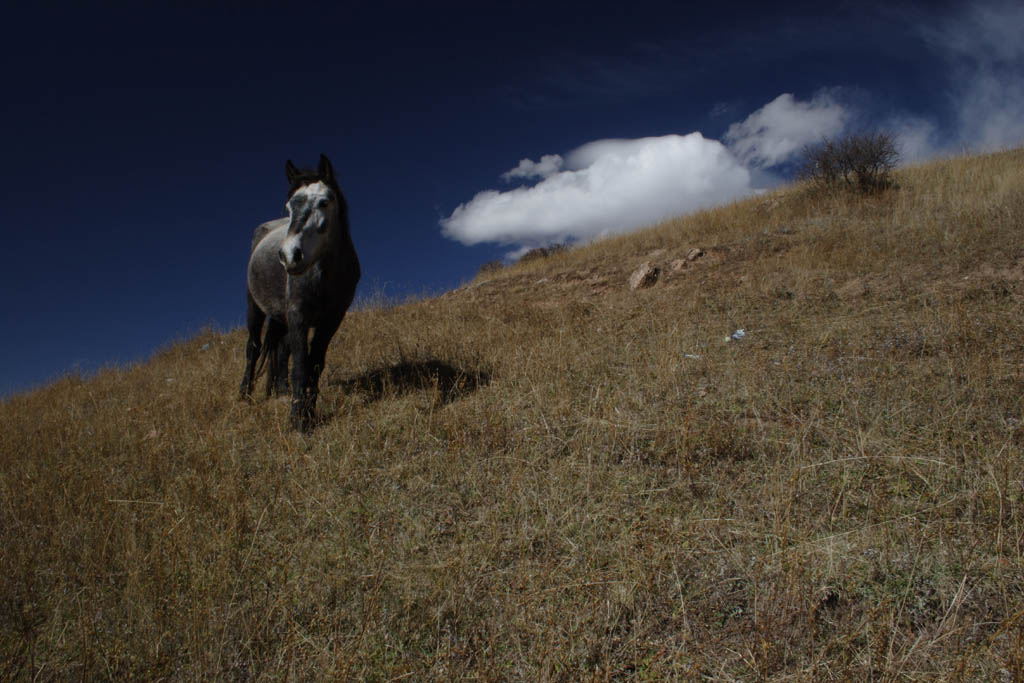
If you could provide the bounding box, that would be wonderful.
[323,218,355,269]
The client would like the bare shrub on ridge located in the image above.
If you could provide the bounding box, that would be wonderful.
[799,132,900,194]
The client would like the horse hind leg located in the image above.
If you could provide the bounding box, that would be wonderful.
[239,292,266,400]
[264,318,290,397]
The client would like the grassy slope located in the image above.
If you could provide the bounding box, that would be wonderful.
[3,150,1024,679]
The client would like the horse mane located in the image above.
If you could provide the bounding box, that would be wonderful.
[286,159,344,199]
[285,168,326,199]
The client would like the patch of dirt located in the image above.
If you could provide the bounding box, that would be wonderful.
[973,257,1024,282]
[446,244,727,310]
[836,277,869,300]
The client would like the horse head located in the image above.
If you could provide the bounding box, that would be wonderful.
[278,154,347,276]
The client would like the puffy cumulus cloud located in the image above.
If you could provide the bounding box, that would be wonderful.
[501,154,564,181]
[441,0,1024,256]
[440,133,753,248]
[724,92,849,167]
[717,1,1024,169]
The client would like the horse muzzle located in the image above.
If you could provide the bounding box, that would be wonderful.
[279,246,308,275]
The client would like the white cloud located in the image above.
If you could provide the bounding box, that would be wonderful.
[503,245,536,262]
[723,92,849,167]
[440,133,753,248]
[954,72,1024,153]
[925,0,1024,65]
[501,154,564,181]
[922,0,1024,152]
[885,115,940,164]
[441,1,1024,254]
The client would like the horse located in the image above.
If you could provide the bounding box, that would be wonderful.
[238,154,361,431]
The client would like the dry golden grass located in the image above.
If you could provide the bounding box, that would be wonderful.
[3,149,1024,679]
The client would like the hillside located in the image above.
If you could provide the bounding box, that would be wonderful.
[3,150,1024,679]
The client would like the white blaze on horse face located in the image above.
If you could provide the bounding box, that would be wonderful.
[280,181,334,275]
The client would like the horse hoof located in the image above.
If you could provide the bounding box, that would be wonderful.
[290,407,314,432]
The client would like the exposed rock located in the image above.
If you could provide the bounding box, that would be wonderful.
[687,247,705,261]
[629,262,660,289]
[670,259,687,272]
[725,329,746,342]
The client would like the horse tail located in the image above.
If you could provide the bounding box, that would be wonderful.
[253,339,272,381]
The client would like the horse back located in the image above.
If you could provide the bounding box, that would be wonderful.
[251,217,289,252]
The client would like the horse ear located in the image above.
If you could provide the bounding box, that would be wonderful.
[318,154,335,183]
[285,160,300,184]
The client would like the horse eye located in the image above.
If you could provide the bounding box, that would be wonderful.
[317,198,329,209]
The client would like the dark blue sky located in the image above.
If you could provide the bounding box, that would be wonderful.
[3,0,1021,397]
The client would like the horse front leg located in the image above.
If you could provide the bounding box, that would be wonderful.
[238,293,265,400]
[288,318,314,431]
[308,316,342,390]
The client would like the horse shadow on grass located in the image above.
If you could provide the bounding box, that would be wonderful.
[330,359,490,406]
